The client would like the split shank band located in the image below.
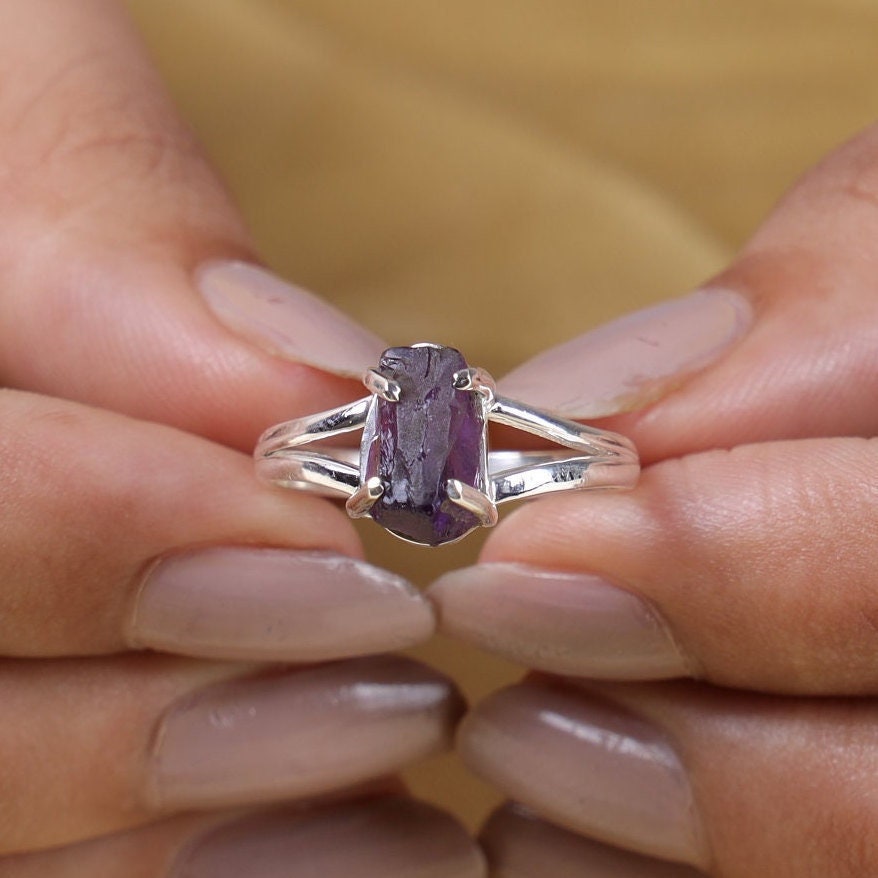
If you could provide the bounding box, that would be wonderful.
[255,396,639,503]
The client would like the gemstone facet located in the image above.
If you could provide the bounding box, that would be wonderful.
[360,345,486,546]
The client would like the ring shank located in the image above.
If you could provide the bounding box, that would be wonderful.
[256,450,360,497]
[256,448,639,501]
[255,393,640,504]
[488,450,640,501]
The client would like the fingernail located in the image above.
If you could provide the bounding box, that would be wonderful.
[498,289,752,417]
[149,656,464,811]
[459,682,707,865]
[481,803,705,878]
[171,797,486,878]
[197,260,386,377]
[129,548,434,661]
[429,564,688,680]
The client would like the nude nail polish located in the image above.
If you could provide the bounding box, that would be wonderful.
[498,289,752,417]
[197,260,386,377]
[481,803,704,877]
[459,682,707,865]
[171,797,486,878]
[149,656,464,811]
[429,564,688,680]
[129,548,434,661]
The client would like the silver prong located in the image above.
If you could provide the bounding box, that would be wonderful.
[363,369,401,402]
[446,479,498,527]
[452,367,478,390]
[346,476,385,518]
[452,366,496,401]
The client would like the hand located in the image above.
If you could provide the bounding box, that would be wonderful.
[430,122,878,874]
[0,2,483,875]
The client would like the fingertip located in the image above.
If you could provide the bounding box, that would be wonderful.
[481,802,707,877]
[497,288,753,422]
[0,0,380,450]
[429,563,689,681]
[196,260,387,379]
[170,796,487,878]
[130,549,435,662]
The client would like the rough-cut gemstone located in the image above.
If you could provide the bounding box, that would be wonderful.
[361,345,485,546]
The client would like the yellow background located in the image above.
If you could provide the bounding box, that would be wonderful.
[125,0,878,829]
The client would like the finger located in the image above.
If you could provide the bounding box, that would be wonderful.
[481,803,705,877]
[461,677,878,876]
[0,654,462,853]
[0,0,385,450]
[432,436,878,694]
[498,123,878,461]
[0,390,433,659]
[2,795,485,878]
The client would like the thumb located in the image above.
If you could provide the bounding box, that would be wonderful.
[499,122,878,462]
[0,0,384,450]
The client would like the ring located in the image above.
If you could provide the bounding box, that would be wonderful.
[254,343,640,547]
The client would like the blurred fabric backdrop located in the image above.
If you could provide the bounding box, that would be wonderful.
[124,0,878,829]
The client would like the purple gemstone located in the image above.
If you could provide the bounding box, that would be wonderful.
[361,345,486,546]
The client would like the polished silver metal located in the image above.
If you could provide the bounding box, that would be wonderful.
[254,351,640,541]
[452,366,496,401]
[257,398,371,457]
[446,478,499,527]
[346,475,385,518]
[363,369,401,402]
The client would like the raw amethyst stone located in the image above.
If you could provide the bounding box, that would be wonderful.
[361,345,485,546]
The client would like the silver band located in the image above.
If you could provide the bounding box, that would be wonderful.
[255,394,639,505]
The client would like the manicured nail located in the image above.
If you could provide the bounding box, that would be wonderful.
[481,803,705,878]
[129,548,434,661]
[197,260,386,377]
[459,682,707,865]
[150,656,464,811]
[429,564,688,680]
[171,797,486,878]
[498,289,752,417]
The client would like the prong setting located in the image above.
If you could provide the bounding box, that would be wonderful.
[345,476,385,518]
[446,479,498,527]
[363,369,402,402]
[256,343,638,546]
[452,366,496,402]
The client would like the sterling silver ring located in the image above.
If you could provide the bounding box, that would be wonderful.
[254,343,640,547]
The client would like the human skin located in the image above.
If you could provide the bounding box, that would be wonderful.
[0,1,487,875]
[429,123,878,873]
[6,1,878,876]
